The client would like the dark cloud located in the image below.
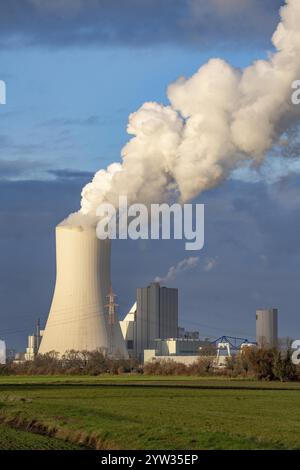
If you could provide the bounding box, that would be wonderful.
[0,0,284,49]
[47,168,94,180]
[0,158,47,178]
[0,129,81,164]
[0,159,94,182]
[0,174,299,352]
[0,178,85,351]
[0,135,45,157]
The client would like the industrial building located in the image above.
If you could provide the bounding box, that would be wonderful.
[214,337,256,367]
[2,221,282,365]
[144,338,203,365]
[25,320,43,361]
[256,308,278,348]
[120,282,178,361]
[0,340,6,365]
[25,335,40,361]
[178,327,200,339]
[38,224,128,358]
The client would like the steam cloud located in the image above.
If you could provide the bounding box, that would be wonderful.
[154,257,199,283]
[64,0,300,227]
[203,257,218,272]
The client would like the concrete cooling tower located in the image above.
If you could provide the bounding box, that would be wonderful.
[39,224,128,358]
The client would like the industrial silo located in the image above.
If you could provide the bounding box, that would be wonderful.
[0,340,6,364]
[39,224,128,358]
[256,308,278,348]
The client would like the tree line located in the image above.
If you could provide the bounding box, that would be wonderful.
[0,347,299,381]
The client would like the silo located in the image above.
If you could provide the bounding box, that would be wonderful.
[39,224,128,358]
[256,308,278,348]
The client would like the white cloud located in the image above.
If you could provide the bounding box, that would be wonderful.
[66,0,300,229]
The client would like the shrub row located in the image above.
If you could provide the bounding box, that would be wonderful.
[0,350,140,376]
[0,347,298,381]
[144,348,298,381]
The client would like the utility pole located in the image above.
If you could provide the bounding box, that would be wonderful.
[105,286,119,356]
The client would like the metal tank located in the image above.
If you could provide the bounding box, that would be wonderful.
[256,308,278,348]
[0,340,6,364]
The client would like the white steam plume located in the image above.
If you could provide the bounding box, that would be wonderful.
[203,257,218,272]
[155,256,199,283]
[64,0,300,227]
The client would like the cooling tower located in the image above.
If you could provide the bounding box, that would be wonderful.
[39,224,128,358]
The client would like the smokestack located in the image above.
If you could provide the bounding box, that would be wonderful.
[39,224,128,358]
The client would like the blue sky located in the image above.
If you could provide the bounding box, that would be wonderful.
[2,0,300,351]
[0,44,268,178]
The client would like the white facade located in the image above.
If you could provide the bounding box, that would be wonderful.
[144,338,203,364]
[144,351,201,366]
[119,302,137,356]
[0,340,6,365]
[39,224,128,358]
[25,335,37,361]
[25,330,44,361]
[154,338,202,355]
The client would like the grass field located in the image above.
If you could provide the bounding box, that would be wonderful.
[0,424,84,450]
[0,375,300,450]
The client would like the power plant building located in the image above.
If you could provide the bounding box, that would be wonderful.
[144,338,203,365]
[25,334,40,361]
[39,224,128,358]
[256,308,278,348]
[0,340,6,365]
[25,320,43,361]
[120,282,178,360]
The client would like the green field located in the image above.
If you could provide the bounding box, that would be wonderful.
[0,375,300,450]
[0,424,84,450]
